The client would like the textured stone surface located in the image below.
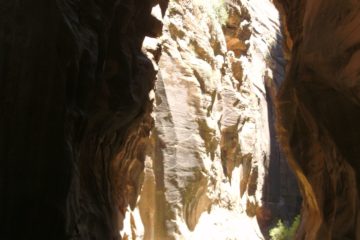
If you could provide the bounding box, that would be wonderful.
[0,1,167,239]
[275,0,360,239]
[2,0,358,239]
[122,0,300,239]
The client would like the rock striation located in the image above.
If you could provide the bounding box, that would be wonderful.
[2,0,358,239]
[122,0,300,239]
[0,0,168,239]
[10,0,359,239]
[275,0,360,239]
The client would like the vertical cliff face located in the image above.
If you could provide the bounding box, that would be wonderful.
[275,0,360,239]
[122,0,300,239]
[0,0,167,239]
[4,0,357,239]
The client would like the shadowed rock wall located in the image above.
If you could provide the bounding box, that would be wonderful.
[0,0,168,239]
[275,0,360,239]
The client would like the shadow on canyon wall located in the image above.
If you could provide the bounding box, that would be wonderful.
[274,0,360,238]
[259,19,302,236]
[0,1,168,239]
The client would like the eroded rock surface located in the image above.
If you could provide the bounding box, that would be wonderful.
[0,1,167,239]
[123,0,300,239]
[275,0,360,239]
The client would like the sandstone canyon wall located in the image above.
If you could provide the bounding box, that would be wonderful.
[122,0,300,239]
[0,0,168,239]
[4,0,358,240]
[275,0,360,239]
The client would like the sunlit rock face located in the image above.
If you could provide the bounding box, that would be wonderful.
[275,0,360,239]
[122,0,300,239]
[0,0,167,239]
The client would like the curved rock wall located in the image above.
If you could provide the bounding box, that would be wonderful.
[275,0,360,239]
[2,0,358,239]
[0,0,167,239]
[122,0,300,239]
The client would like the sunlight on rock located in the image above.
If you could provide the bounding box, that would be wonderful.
[121,0,300,239]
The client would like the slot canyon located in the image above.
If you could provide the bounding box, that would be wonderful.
[0,0,359,239]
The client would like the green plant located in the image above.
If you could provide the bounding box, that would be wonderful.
[269,215,301,240]
[211,0,228,25]
[194,0,229,25]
